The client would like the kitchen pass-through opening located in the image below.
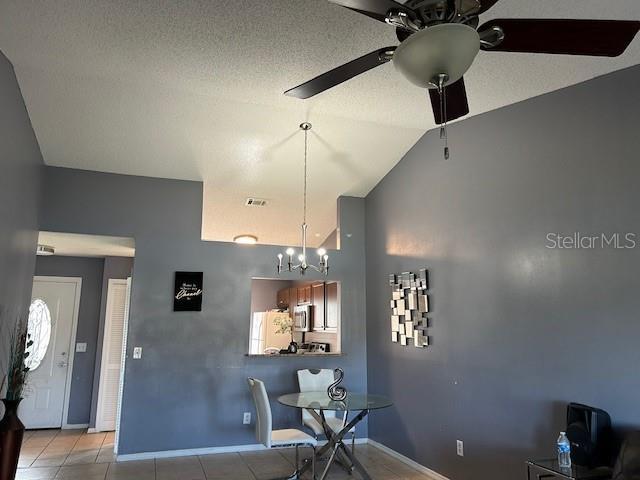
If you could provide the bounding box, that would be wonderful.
[248,278,341,356]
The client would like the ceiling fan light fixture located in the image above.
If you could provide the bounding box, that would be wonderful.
[233,234,258,245]
[393,23,480,89]
[36,244,55,256]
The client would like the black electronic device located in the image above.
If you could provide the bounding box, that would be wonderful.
[566,403,613,467]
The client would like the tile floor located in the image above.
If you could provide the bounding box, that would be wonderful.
[17,430,435,479]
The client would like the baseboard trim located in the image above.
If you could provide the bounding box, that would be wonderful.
[87,427,113,434]
[117,437,369,462]
[62,423,89,430]
[118,443,267,461]
[367,439,449,480]
[116,435,444,480]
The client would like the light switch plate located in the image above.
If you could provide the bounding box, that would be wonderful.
[75,342,87,353]
[456,440,464,457]
[133,347,143,359]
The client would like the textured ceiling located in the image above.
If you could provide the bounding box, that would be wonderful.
[38,232,135,258]
[1,0,639,246]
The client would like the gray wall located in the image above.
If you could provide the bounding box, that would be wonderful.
[365,65,640,480]
[250,279,291,314]
[89,256,134,428]
[40,167,367,455]
[0,50,42,397]
[35,255,105,424]
[320,229,338,250]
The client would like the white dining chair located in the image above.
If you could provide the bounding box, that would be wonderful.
[247,377,316,479]
[297,369,356,453]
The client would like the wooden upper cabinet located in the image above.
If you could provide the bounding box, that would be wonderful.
[325,282,339,331]
[289,287,298,308]
[297,285,312,305]
[276,288,290,309]
[312,282,326,331]
[305,285,312,304]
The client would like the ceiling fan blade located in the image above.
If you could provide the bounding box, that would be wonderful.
[479,19,640,57]
[428,77,469,124]
[328,0,414,23]
[344,7,387,23]
[284,47,396,99]
[477,0,501,14]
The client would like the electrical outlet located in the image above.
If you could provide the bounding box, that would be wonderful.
[132,347,142,359]
[456,440,464,457]
[243,412,251,425]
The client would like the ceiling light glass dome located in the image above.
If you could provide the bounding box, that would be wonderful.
[393,23,480,89]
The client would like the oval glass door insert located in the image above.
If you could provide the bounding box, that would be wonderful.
[25,298,53,371]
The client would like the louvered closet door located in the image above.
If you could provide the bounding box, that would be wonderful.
[114,277,131,453]
[96,279,128,432]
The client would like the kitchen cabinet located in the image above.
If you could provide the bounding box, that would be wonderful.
[289,287,298,307]
[275,287,314,309]
[325,282,339,331]
[277,288,290,309]
[312,283,325,331]
[297,285,312,305]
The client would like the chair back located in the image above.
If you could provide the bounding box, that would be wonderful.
[297,369,337,421]
[612,431,640,480]
[247,377,272,448]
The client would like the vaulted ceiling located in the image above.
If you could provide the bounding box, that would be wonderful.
[1,0,638,246]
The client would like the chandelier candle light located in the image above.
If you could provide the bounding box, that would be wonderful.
[277,123,329,276]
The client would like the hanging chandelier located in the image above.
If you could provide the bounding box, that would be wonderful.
[276,122,329,276]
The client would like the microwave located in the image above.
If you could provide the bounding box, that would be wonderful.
[293,305,312,332]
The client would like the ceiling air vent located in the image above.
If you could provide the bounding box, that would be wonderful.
[245,197,267,207]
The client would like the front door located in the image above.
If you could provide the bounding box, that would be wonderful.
[21,277,81,429]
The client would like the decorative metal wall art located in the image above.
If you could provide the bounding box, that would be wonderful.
[389,269,429,348]
[327,368,347,401]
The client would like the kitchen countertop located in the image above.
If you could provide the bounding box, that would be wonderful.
[245,352,344,357]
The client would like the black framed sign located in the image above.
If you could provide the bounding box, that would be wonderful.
[173,271,203,312]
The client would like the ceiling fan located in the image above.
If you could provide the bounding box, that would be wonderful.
[284,0,640,129]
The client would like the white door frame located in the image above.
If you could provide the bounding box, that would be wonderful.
[95,279,128,433]
[32,276,82,429]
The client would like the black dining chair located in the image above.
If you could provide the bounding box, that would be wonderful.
[611,431,640,480]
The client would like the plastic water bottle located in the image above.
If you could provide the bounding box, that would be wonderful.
[557,432,572,468]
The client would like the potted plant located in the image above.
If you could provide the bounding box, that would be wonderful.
[0,318,32,480]
[273,314,298,353]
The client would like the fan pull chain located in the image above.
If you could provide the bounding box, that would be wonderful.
[438,75,449,160]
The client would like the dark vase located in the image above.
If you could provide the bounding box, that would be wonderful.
[288,341,298,354]
[0,398,24,480]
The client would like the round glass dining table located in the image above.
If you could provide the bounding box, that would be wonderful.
[278,392,393,480]
[278,392,392,411]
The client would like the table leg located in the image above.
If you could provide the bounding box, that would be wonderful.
[320,411,353,474]
[338,411,355,475]
[319,442,340,480]
[294,413,332,477]
[338,442,372,480]
[318,410,344,478]
[297,409,370,479]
